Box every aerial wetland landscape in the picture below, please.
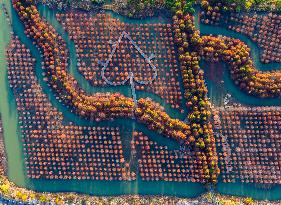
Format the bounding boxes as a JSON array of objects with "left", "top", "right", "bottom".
[{"left": 0, "top": 0, "right": 281, "bottom": 204}]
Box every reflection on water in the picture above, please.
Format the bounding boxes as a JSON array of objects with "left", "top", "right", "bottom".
[{"left": 202, "top": 61, "right": 281, "bottom": 107}]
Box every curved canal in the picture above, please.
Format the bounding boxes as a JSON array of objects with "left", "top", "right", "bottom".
[
  {"left": 0, "top": 0, "right": 204, "bottom": 198},
  {"left": 0, "top": 1, "right": 280, "bottom": 199}
]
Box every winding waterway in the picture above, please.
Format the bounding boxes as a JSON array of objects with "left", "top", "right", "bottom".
[
  {"left": 0, "top": 1, "right": 280, "bottom": 200},
  {"left": 0, "top": 0, "right": 204, "bottom": 198},
  {"left": 194, "top": 8, "right": 281, "bottom": 200},
  {"left": 194, "top": 7, "right": 281, "bottom": 107}
]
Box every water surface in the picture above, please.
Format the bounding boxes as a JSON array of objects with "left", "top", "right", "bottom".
[{"left": 0, "top": 1, "right": 280, "bottom": 199}]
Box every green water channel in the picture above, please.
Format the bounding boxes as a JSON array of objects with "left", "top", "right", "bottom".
[
  {"left": 194, "top": 8, "right": 281, "bottom": 200},
  {"left": 0, "top": 1, "right": 280, "bottom": 199},
  {"left": 193, "top": 8, "right": 281, "bottom": 107},
  {"left": 0, "top": 0, "right": 204, "bottom": 198}
]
